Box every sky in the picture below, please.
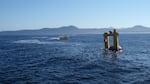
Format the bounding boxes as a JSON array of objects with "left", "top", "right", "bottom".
[{"left": 0, "top": 0, "right": 150, "bottom": 31}]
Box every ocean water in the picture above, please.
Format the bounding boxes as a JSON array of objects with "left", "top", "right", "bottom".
[{"left": 0, "top": 34, "right": 150, "bottom": 84}]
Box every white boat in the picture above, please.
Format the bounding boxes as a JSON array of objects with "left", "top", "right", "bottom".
[
  {"left": 59, "top": 35, "right": 68, "bottom": 40},
  {"left": 48, "top": 35, "right": 68, "bottom": 41}
]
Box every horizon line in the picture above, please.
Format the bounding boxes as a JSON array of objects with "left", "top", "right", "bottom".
[{"left": 0, "top": 25, "right": 149, "bottom": 32}]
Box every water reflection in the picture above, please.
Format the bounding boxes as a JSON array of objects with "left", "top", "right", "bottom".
[{"left": 102, "top": 49, "right": 122, "bottom": 60}]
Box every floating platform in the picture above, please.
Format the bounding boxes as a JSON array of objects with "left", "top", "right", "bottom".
[{"left": 103, "top": 29, "right": 122, "bottom": 51}]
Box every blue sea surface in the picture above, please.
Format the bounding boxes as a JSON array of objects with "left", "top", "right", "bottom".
[{"left": 1, "top": 34, "right": 150, "bottom": 84}]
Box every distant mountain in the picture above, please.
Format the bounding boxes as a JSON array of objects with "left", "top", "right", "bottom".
[
  {"left": 119, "top": 25, "right": 150, "bottom": 33},
  {"left": 0, "top": 25, "right": 150, "bottom": 35},
  {"left": 0, "top": 25, "right": 79, "bottom": 35}
]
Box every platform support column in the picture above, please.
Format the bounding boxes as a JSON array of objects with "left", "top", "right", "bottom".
[
  {"left": 113, "top": 29, "right": 119, "bottom": 50},
  {"left": 104, "top": 32, "right": 110, "bottom": 49}
]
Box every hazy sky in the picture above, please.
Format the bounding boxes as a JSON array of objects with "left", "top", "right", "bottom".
[{"left": 0, "top": 0, "right": 150, "bottom": 31}]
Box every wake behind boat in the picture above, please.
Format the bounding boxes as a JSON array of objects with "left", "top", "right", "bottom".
[{"left": 48, "top": 35, "right": 69, "bottom": 41}]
